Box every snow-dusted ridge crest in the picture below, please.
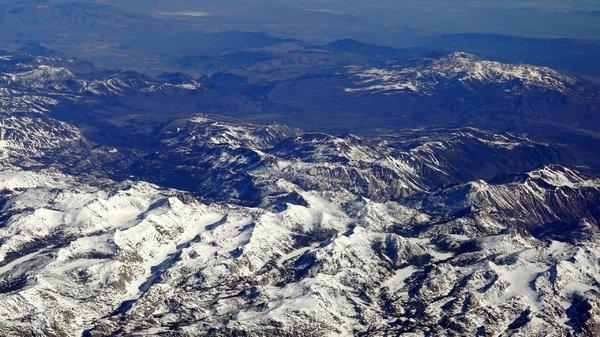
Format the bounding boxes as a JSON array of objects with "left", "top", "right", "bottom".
[
  {"left": 345, "top": 51, "right": 577, "bottom": 95},
  {"left": 0, "top": 53, "right": 203, "bottom": 117},
  {"left": 148, "top": 116, "right": 579, "bottom": 208}
]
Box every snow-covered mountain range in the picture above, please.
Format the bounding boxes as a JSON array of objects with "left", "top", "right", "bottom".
[
  {"left": 1, "top": 156, "right": 599, "bottom": 336},
  {"left": 0, "top": 48, "right": 599, "bottom": 336}
]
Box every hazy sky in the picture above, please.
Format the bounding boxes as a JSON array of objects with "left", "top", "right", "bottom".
[{"left": 35, "top": 0, "right": 600, "bottom": 42}]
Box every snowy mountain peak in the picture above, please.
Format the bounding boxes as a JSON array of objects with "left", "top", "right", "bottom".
[
  {"left": 444, "top": 51, "right": 479, "bottom": 60},
  {"left": 345, "top": 51, "right": 577, "bottom": 94}
]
